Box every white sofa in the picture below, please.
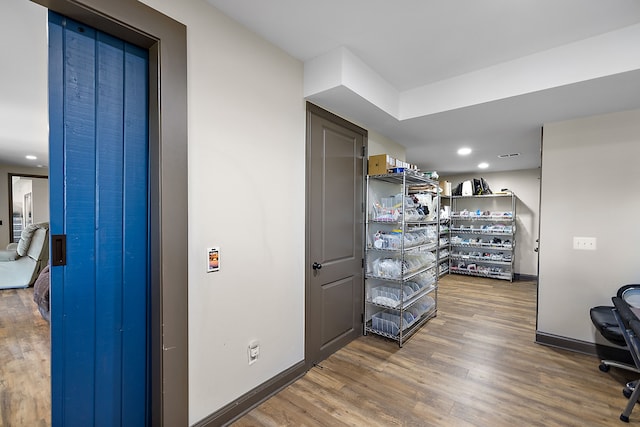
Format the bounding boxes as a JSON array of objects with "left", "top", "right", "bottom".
[{"left": 0, "top": 222, "right": 49, "bottom": 289}]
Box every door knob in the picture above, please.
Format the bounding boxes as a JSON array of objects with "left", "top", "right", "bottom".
[{"left": 312, "top": 262, "right": 323, "bottom": 270}]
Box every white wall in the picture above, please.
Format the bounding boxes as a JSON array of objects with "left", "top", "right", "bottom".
[
  {"left": 12, "top": 178, "right": 31, "bottom": 225},
  {"left": 442, "top": 169, "right": 541, "bottom": 277},
  {"left": 538, "top": 109, "right": 640, "bottom": 343},
  {"left": 367, "top": 129, "right": 406, "bottom": 161},
  {"left": 31, "top": 177, "right": 49, "bottom": 224},
  {"left": 139, "top": 0, "right": 305, "bottom": 423},
  {"left": 12, "top": 176, "right": 49, "bottom": 228},
  {"left": 0, "top": 0, "right": 48, "bottom": 166},
  {"left": 0, "top": 165, "right": 49, "bottom": 248}
]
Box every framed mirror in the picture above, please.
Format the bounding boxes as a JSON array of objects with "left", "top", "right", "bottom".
[{"left": 8, "top": 173, "right": 49, "bottom": 243}]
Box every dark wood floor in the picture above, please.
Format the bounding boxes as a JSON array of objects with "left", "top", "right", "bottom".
[
  {"left": 233, "top": 274, "right": 640, "bottom": 427},
  {"left": 0, "top": 286, "right": 50, "bottom": 427}
]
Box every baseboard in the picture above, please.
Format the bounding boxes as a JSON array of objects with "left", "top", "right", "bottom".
[
  {"left": 536, "top": 331, "right": 634, "bottom": 365},
  {"left": 514, "top": 273, "right": 537, "bottom": 282},
  {"left": 193, "top": 360, "right": 307, "bottom": 427},
  {"left": 535, "top": 331, "right": 597, "bottom": 356}
]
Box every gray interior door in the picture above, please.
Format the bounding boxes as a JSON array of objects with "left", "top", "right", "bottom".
[{"left": 306, "top": 103, "right": 366, "bottom": 367}]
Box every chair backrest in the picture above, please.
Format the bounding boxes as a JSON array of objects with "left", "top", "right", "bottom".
[
  {"left": 16, "top": 222, "right": 49, "bottom": 257},
  {"left": 27, "top": 227, "right": 49, "bottom": 263},
  {"left": 619, "top": 285, "right": 640, "bottom": 308}
]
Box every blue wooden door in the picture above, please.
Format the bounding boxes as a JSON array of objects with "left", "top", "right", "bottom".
[{"left": 48, "top": 12, "right": 149, "bottom": 426}]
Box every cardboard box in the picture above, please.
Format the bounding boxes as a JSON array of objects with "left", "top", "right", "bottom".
[
  {"left": 440, "top": 180, "right": 452, "bottom": 196},
  {"left": 368, "top": 154, "right": 396, "bottom": 175}
]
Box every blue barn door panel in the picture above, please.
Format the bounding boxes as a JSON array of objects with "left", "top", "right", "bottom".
[
  {"left": 47, "top": 12, "right": 66, "bottom": 425},
  {"left": 48, "top": 11, "right": 149, "bottom": 426},
  {"left": 121, "top": 41, "right": 150, "bottom": 424},
  {"left": 95, "top": 31, "right": 126, "bottom": 426},
  {"left": 49, "top": 14, "right": 98, "bottom": 425}
]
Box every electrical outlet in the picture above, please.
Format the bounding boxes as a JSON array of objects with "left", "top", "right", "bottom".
[
  {"left": 573, "top": 237, "right": 597, "bottom": 251},
  {"left": 248, "top": 340, "right": 259, "bottom": 365}
]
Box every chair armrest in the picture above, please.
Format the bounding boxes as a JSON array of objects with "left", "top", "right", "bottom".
[
  {"left": 6, "top": 242, "right": 17, "bottom": 251},
  {"left": 0, "top": 249, "right": 19, "bottom": 261},
  {"left": 613, "top": 297, "right": 639, "bottom": 326}
]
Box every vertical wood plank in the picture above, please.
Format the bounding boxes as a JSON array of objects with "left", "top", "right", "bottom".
[
  {"left": 94, "top": 31, "right": 125, "bottom": 426},
  {"left": 61, "top": 16, "right": 97, "bottom": 425},
  {"left": 47, "top": 11, "right": 65, "bottom": 427},
  {"left": 121, "top": 42, "right": 149, "bottom": 426}
]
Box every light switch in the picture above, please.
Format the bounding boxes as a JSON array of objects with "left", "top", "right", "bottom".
[{"left": 573, "top": 237, "right": 596, "bottom": 251}]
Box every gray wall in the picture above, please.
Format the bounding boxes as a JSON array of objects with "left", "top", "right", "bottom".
[{"left": 538, "top": 108, "right": 640, "bottom": 343}]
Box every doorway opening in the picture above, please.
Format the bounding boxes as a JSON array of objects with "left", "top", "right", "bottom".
[{"left": 8, "top": 174, "right": 48, "bottom": 243}]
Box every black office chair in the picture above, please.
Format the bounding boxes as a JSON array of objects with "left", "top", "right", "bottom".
[
  {"left": 611, "top": 296, "right": 640, "bottom": 422},
  {"left": 590, "top": 285, "right": 640, "bottom": 374},
  {"left": 591, "top": 286, "right": 640, "bottom": 422},
  {"left": 591, "top": 306, "right": 638, "bottom": 373}
]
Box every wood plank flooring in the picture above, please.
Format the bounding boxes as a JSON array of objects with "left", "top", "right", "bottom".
[
  {"left": 233, "top": 275, "right": 640, "bottom": 427},
  {"left": 2, "top": 275, "right": 640, "bottom": 426},
  {"left": 0, "top": 287, "right": 50, "bottom": 427}
]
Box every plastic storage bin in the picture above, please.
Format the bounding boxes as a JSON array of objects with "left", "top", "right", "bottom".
[{"left": 371, "top": 311, "right": 411, "bottom": 336}]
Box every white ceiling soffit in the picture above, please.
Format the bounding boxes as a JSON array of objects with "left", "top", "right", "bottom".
[
  {"left": 305, "top": 22, "right": 640, "bottom": 120},
  {"left": 303, "top": 24, "right": 640, "bottom": 173},
  {"left": 208, "top": 0, "right": 640, "bottom": 174},
  {"left": 207, "top": 0, "right": 640, "bottom": 90}
]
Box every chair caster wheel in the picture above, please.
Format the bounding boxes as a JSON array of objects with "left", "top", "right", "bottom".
[
  {"left": 624, "top": 387, "right": 633, "bottom": 399},
  {"left": 599, "top": 363, "right": 610, "bottom": 372},
  {"left": 620, "top": 414, "right": 629, "bottom": 422}
]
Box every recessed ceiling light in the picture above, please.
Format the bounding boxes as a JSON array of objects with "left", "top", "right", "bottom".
[
  {"left": 478, "top": 162, "right": 489, "bottom": 169},
  {"left": 457, "top": 147, "right": 472, "bottom": 156},
  {"left": 25, "top": 155, "right": 37, "bottom": 160}
]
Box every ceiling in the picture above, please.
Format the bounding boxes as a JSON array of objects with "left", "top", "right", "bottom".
[
  {"left": 207, "top": 0, "right": 640, "bottom": 175},
  {"left": 3, "top": 1, "right": 640, "bottom": 174}
]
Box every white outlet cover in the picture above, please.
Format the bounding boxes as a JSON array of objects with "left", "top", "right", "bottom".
[{"left": 248, "top": 340, "right": 259, "bottom": 364}]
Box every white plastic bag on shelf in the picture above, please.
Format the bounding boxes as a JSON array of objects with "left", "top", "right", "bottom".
[
  {"left": 371, "top": 285, "right": 401, "bottom": 306},
  {"left": 414, "top": 192, "right": 437, "bottom": 221},
  {"left": 413, "top": 270, "right": 436, "bottom": 288},
  {"left": 403, "top": 232, "right": 418, "bottom": 248},
  {"left": 373, "top": 230, "right": 402, "bottom": 249},
  {"left": 402, "top": 194, "right": 415, "bottom": 208},
  {"left": 425, "top": 225, "right": 437, "bottom": 243},
  {"left": 407, "top": 296, "right": 436, "bottom": 318},
  {"left": 371, "top": 204, "right": 400, "bottom": 222},
  {"left": 403, "top": 208, "right": 421, "bottom": 221},
  {"left": 371, "top": 257, "right": 402, "bottom": 279}
]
